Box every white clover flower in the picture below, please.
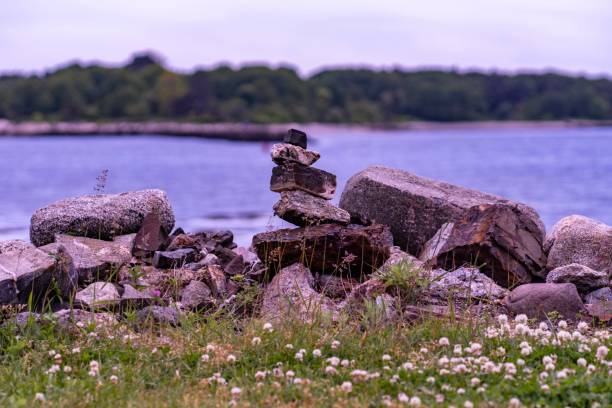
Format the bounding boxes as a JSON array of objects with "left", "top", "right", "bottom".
[
  {"left": 438, "top": 356, "right": 449, "bottom": 366},
  {"left": 285, "top": 343, "right": 294, "bottom": 350},
  {"left": 312, "top": 349, "right": 322, "bottom": 358},
  {"left": 477, "top": 387, "right": 485, "bottom": 393},
  {"left": 295, "top": 352, "right": 304, "bottom": 362},
  {"left": 557, "top": 320, "right": 568, "bottom": 329},
  {"left": 496, "top": 347, "right": 506, "bottom": 356},
  {"left": 325, "top": 366, "right": 338, "bottom": 375},
  {"left": 285, "top": 370, "right": 295, "bottom": 378},
  {"left": 109, "top": 375, "right": 119, "bottom": 384},
  {"left": 327, "top": 356, "right": 340, "bottom": 366},
  {"left": 293, "top": 378, "right": 303, "bottom": 385},
  {"left": 520, "top": 347, "right": 532, "bottom": 356},
  {"left": 539, "top": 322, "right": 549, "bottom": 331},
  {"left": 45, "top": 364, "right": 61, "bottom": 375},
  {"left": 587, "top": 364, "right": 596, "bottom": 374},
  {"left": 557, "top": 330, "right": 572, "bottom": 341},
  {"left": 34, "top": 393, "right": 46, "bottom": 402},
  {"left": 341, "top": 359, "right": 350, "bottom": 367},
  {"left": 340, "top": 381, "right": 352, "bottom": 393},
  {"left": 201, "top": 354, "right": 210, "bottom": 363},
  {"left": 435, "top": 394, "right": 444, "bottom": 403},
  {"left": 439, "top": 337, "right": 450, "bottom": 346},
  {"left": 398, "top": 392, "right": 409, "bottom": 403},
  {"left": 206, "top": 343, "right": 216, "bottom": 353},
  {"left": 262, "top": 322, "right": 273, "bottom": 333},
  {"left": 498, "top": 314, "right": 509, "bottom": 325},
  {"left": 272, "top": 367, "right": 284, "bottom": 378},
  {"left": 63, "top": 366, "right": 72, "bottom": 373},
  {"left": 508, "top": 397, "right": 521, "bottom": 407},
  {"left": 255, "top": 371, "right": 266, "bottom": 380},
  {"left": 577, "top": 358, "right": 587, "bottom": 367},
  {"left": 596, "top": 346, "right": 608, "bottom": 361},
  {"left": 230, "top": 387, "right": 241, "bottom": 396},
  {"left": 440, "top": 368, "right": 450, "bottom": 375},
  {"left": 409, "top": 396, "right": 421, "bottom": 406},
  {"left": 402, "top": 362, "right": 414, "bottom": 371},
  {"left": 541, "top": 384, "right": 550, "bottom": 392},
  {"left": 350, "top": 369, "right": 368, "bottom": 381},
  {"left": 504, "top": 363, "right": 517, "bottom": 375},
  {"left": 251, "top": 336, "right": 261, "bottom": 346},
  {"left": 382, "top": 354, "right": 392, "bottom": 362},
  {"left": 331, "top": 340, "right": 340, "bottom": 349},
  {"left": 453, "top": 345, "right": 463, "bottom": 355},
  {"left": 515, "top": 314, "right": 528, "bottom": 324},
  {"left": 464, "top": 399, "right": 473, "bottom": 408},
  {"left": 556, "top": 370, "right": 567, "bottom": 379},
  {"left": 427, "top": 376, "right": 435, "bottom": 384},
  {"left": 516, "top": 359, "right": 525, "bottom": 366},
  {"left": 227, "top": 354, "right": 237, "bottom": 363},
  {"left": 539, "top": 371, "right": 548, "bottom": 380},
  {"left": 470, "top": 377, "right": 480, "bottom": 386}
]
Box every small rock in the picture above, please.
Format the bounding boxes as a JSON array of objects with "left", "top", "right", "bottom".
[
  {"left": 51, "top": 245, "right": 79, "bottom": 299},
  {"left": 40, "top": 234, "right": 132, "bottom": 284},
  {"left": 271, "top": 143, "right": 320, "bottom": 166},
  {"left": 546, "top": 263, "right": 608, "bottom": 294},
  {"left": 252, "top": 223, "right": 392, "bottom": 279},
  {"left": 284, "top": 128, "right": 308, "bottom": 149},
  {"left": 338, "top": 279, "right": 398, "bottom": 322},
  {"left": 112, "top": 233, "right": 137, "bottom": 252},
  {"left": 133, "top": 212, "right": 170, "bottom": 258},
  {"left": 120, "top": 284, "right": 154, "bottom": 309},
  {"left": 223, "top": 255, "right": 245, "bottom": 275},
  {"left": 584, "top": 287, "right": 612, "bottom": 304},
  {"left": 261, "top": 263, "right": 336, "bottom": 322},
  {"left": 232, "top": 247, "right": 259, "bottom": 264},
  {"left": 30, "top": 189, "right": 175, "bottom": 247},
  {"left": 153, "top": 248, "right": 197, "bottom": 269},
  {"left": 545, "top": 215, "right": 612, "bottom": 277},
  {"left": 270, "top": 163, "right": 336, "bottom": 200},
  {"left": 75, "top": 282, "right": 120, "bottom": 310},
  {"left": 0, "top": 240, "right": 56, "bottom": 304},
  {"left": 273, "top": 190, "right": 350, "bottom": 227},
  {"left": 203, "top": 265, "right": 228, "bottom": 298},
  {"left": 423, "top": 267, "right": 508, "bottom": 304},
  {"left": 503, "top": 283, "right": 586, "bottom": 320},
  {"left": 180, "top": 280, "right": 214, "bottom": 310},
  {"left": 166, "top": 234, "right": 197, "bottom": 251},
  {"left": 201, "top": 253, "right": 219, "bottom": 266},
  {"left": 136, "top": 305, "right": 180, "bottom": 326},
  {"left": 315, "top": 274, "right": 358, "bottom": 299}
]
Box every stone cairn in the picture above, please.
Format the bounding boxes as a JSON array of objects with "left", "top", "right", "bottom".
[{"left": 269, "top": 128, "right": 350, "bottom": 226}]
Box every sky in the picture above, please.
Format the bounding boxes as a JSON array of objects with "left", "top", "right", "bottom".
[{"left": 1, "top": 0, "right": 611, "bottom": 76}]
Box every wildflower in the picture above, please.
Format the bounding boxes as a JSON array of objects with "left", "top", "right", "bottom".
[
  {"left": 438, "top": 356, "right": 449, "bottom": 366},
  {"left": 556, "top": 370, "right": 567, "bottom": 379},
  {"left": 596, "top": 346, "right": 608, "bottom": 361},
  {"left": 539, "top": 371, "right": 548, "bottom": 380},
  {"left": 285, "top": 343, "right": 294, "bottom": 350},
  {"left": 341, "top": 359, "right": 350, "bottom": 367},
  {"left": 327, "top": 356, "right": 340, "bottom": 366},
  {"left": 435, "top": 394, "right": 444, "bottom": 403},
  {"left": 201, "top": 354, "right": 210, "bottom": 363},
  {"left": 46, "top": 364, "right": 61, "bottom": 375},
  {"left": 427, "top": 376, "right": 436, "bottom": 384},
  {"left": 515, "top": 314, "right": 528, "bottom": 324},
  {"left": 251, "top": 337, "right": 261, "bottom": 346},
  {"left": 227, "top": 354, "right": 237, "bottom": 363},
  {"left": 71, "top": 347, "right": 80, "bottom": 354},
  {"left": 262, "top": 322, "right": 273, "bottom": 333},
  {"left": 398, "top": 392, "right": 409, "bottom": 403},
  {"left": 508, "top": 397, "right": 521, "bottom": 407},
  {"left": 453, "top": 345, "right": 463, "bottom": 355},
  {"left": 419, "top": 347, "right": 429, "bottom": 354},
  {"left": 34, "top": 393, "right": 45, "bottom": 402},
  {"left": 403, "top": 362, "right": 415, "bottom": 371},
  {"left": 312, "top": 349, "right": 322, "bottom": 358},
  {"left": 439, "top": 337, "right": 450, "bottom": 346},
  {"left": 331, "top": 340, "right": 340, "bottom": 349},
  {"left": 340, "top": 381, "right": 352, "bottom": 393},
  {"left": 206, "top": 343, "right": 216, "bottom": 353},
  {"left": 557, "top": 320, "right": 568, "bottom": 329},
  {"left": 470, "top": 377, "right": 480, "bottom": 386},
  {"left": 325, "top": 366, "right": 338, "bottom": 375},
  {"left": 110, "top": 375, "right": 119, "bottom": 384},
  {"left": 464, "top": 400, "right": 474, "bottom": 408},
  {"left": 63, "top": 366, "right": 72, "bottom": 373},
  {"left": 285, "top": 370, "right": 295, "bottom": 379},
  {"left": 295, "top": 352, "right": 304, "bottom": 361},
  {"left": 516, "top": 359, "right": 525, "bottom": 366},
  {"left": 255, "top": 371, "right": 266, "bottom": 380},
  {"left": 409, "top": 396, "right": 421, "bottom": 406},
  {"left": 382, "top": 354, "right": 392, "bottom": 362},
  {"left": 231, "top": 387, "right": 241, "bottom": 397},
  {"left": 541, "top": 384, "right": 550, "bottom": 392},
  {"left": 497, "top": 314, "right": 509, "bottom": 325}
]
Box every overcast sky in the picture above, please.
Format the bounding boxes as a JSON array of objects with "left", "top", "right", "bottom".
[{"left": 1, "top": 0, "right": 611, "bottom": 76}]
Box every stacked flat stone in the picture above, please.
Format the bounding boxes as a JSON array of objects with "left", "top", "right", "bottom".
[{"left": 270, "top": 129, "right": 350, "bottom": 227}]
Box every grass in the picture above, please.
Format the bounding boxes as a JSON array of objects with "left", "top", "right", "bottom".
[{"left": 0, "top": 310, "right": 609, "bottom": 407}]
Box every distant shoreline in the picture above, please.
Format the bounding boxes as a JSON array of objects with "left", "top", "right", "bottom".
[{"left": 1, "top": 119, "right": 611, "bottom": 141}]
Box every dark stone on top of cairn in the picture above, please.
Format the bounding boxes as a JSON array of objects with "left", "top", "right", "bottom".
[{"left": 284, "top": 129, "right": 308, "bottom": 149}]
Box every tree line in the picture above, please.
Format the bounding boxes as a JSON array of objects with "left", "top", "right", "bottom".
[{"left": 1, "top": 53, "right": 611, "bottom": 123}]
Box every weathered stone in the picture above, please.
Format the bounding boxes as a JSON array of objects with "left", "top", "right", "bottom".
[
  {"left": 378, "top": 246, "right": 424, "bottom": 274},
  {"left": 546, "top": 263, "right": 608, "bottom": 294},
  {"left": 52, "top": 245, "right": 79, "bottom": 299},
  {"left": 0, "top": 240, "right": 56, "bottom": 304},
  {"left": 214, "top": 247, "right": 238, "bottom": 266},
  {"left": 261, "top": 263, "right": 336, "bottom": 322},
  {"left": 270, "top": 163, "right": 336, "bottom": 200},
  {"left": 273, "top": 190, "right": 350, "bottom": 227},
  {"left": 120, "top": 284, "right": 154, "bottom": 308},
  {"left": 584, "top": 287, "right": 612, "bottom": 304},
  {"left": 166, "top": 234, "right": 197, "bottom": 251},
  {"left": 338, "top": 279, "right": 398, "bottom": 322},
  {"left": 315, "top": 274, "right": 359, "bottom": 299},
  {"left": 271, "top": 143, "right": 320, "bottom": 166},
  {"left": 30, "top": 189, "right": 175, "bottom": 247},
  {"left": 503, "top": 283, "right": 586, "bottom": 320},
  {"left": 153, "top": 248, "right": 197, "bottom": 269},
  {"left": 40, "top": 234, "right": 132, "bottom": 284},
  {"left": 233, "top": 247, "right": 259, "bottom": 264},
  {"left": 202, "top": 265, "right": 228, "bottom": 298},
  {"left": 284, "top": 128, "right": 307, "bottom": 149},
  {"left": 252, "top": 224, "right": 393, "bottom": 279},
  {"left": 223, "top": 255, "right": 245, "bottom": 275},
  {"left": 339, "top": 166, "right": 545, "bottom": 255},
  {"left": 133, "top": 212, "right": 170, "bottom": 258},
  {"left": 180, "top": 280, "right": 214, "bottom": 310},
  {"left": 112, "top": 234, "right": 137, "bottom": 252},
  {"left": 136, "top": 305, "right": 180, "bottom": 326},
  {"left": 423, "top": 267, "right": 508, "bottom": 304},
  {"left": 585, "top": 302, "right": 612, "bottom": 321},
  {"left": 201, "top": 253, "right": 219, "bottom": 267},
  {"left": 545, "top": 215, "right": 612, "bottom": 277},
  {"left": 75, "top": 282, "right": 120, "bottom": 309},
  {"left": 419, "top": 204, "right": 546, "bottom": 287}
]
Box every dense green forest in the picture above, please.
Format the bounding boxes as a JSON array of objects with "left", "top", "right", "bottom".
[{"left": 1, "top": 53, "right": 612, "bottom": 123}]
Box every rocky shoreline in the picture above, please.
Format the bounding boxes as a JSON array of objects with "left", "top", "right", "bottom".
[
  {"left": 1, "top": 119, "right": 611, "bottom": 141},
  {"left": 1, "top": 128, "right": 610, "bottom": 328}
]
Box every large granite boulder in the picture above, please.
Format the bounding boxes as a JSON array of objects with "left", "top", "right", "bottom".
[
  {"left": 503, "top": 283, "right": 586, "bottom": 320},
  {"left": 252, "top": 224, "right": 393, "bottom": 279},
  {"left": 261, "top": 263, "right": 336, "bottom": 322},
  {"left": 0, "top": 240, "right": 56, "bottom": 303},
  {"left": 419, "top": 204, "right": 547, "bottom": 287},
  {"left": 545, "top": 215, "right": 612, "bottom": 277},
  {"left": 339, "top": 166, "right": 545, "bottom": 255},
  {"left": 423, "top": 267, "right": 508, "bottom": 304},
  {"left": 39, "top": 234, "right": 133, "bottom": 284},
  {"left": 545, "top": 263, "right": 608, "bottom": 294},
  {"left": 30, "top": 189, "right": 175, "bottom": 247}
]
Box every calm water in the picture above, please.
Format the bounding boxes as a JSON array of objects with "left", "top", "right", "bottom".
[{"left": 1, "top": 127, "right": 611, "bottom": 246}]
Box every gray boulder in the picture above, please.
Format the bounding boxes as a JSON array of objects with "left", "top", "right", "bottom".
[
  {"left": 273, "top": 190, "right": 350, "bottom": 227},
  {"left": 180, "top": 280, "right": 214, "bottom": 310},
  {"left": 584, "top": 287, "right": 612, "bottom": 304},
  {"left": 0, "top": 240, "right": 55, "bottom": 304},
  {"left": 424, "top": 267, "right": 508, "bottom": 304},
  {"left": 545, "top": 215, "right": 612, "bottom": 277},
  {"left": 136, "top": 305, "right": 180, "bottom": 326},
  {"left": 546, "top": 263, "right": 608, "bottom": 294},
  {"left": 120, "top": 284, "right": 154, "bottom": 309},
  {"left": 503, "top": 283, "right": 586, "bottom": 320},
  {"left": 339, "top": 166, "right": 545, "bottom": 255},
  {"left": 75, "top": 282, "right": 120, "bottom": 310},
  {"left": 40, "top": 234, "right": 133, "bottom": 284},
  {"left": 261, "top": 263, "right": 337, "bottom": 322},
  {"left": 30, "top": 189, "right": 175, "bottom": 247}
]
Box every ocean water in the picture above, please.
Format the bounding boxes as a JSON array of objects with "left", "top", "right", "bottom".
[{"left": 1, "top": 127, "right": 611, "bottom": 246}]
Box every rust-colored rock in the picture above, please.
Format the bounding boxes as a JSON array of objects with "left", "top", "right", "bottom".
[
  {"left": 270, "top": 163, "right": 336, "bottom": 200},
  {"left": 252, "top": 224, "right": 392, "bottom": 279},
  {"left": 420, "top": 203, "right": 546, "bottom": 287},
  {"left": 133, "top": 212, "right": 169, "bottom": 258}
]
